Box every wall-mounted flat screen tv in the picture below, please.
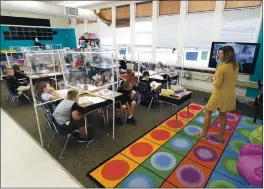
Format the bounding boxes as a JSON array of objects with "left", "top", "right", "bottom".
[{"left": 208, "top": 42, "right": 260, "bottom": 74}]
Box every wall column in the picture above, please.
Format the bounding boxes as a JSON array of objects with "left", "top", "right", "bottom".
[
  {"left": 130, "top": 3, "right": 135, "bottom": 60},
  {"left": 84, "top": 20, "right": 88, "bottom": 32},
  {"left": 152, "top": 0, "right": 158, "bottom": 62},
  {"left": 111, "top": 6, "right": 116, "bottom": 49},
  {"left": 211, "top": 1, "right": 225, "bottom": 42}
]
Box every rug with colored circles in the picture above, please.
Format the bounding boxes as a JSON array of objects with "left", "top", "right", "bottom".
[{"left": 88, "top": 103, "right": 262, "bottom": 188}]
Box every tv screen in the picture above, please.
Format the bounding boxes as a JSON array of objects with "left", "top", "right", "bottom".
[{"left": 208, "top": 42, "right": 260, "bottom": 74}]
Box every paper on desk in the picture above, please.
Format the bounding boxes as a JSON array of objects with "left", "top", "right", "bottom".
[
  {"left": 150, "top": 81, "right": 162, "bottom": 89},
  {"left": 78, "top": 96, "right": 105, "bottom": 104},
  {"left": 151, "top": 75, "right": 164, "bottom": 80}
]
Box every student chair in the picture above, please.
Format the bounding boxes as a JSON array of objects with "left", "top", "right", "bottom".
[
  {"left": 44, "top": 108, "right": 79, "bottom": 159},
  {"left": 137, "top": 82, "right": 158, "bottom": 111},
  {"left": 2, "top": 76, "right": 32, "bottom": 106},
  {"left": 254, "top": 80, "right": 263, "bottom": 123}
]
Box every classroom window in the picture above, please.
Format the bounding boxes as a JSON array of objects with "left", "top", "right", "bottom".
[
  {"left": 159, "top": 0, "right": 181, "bottom": 15},
  {"left": 188, "top": 1, "right": 216, "bottom": 13},
  {"left": 157, "top": 15, "right": 180, "bottom": 48},
  {"left": 184, "top": 12, "right": 214, "bottom": 48},
  {"left": 225, "top": 0, "right": 262, "bottom": 9},
  {"left": 100, "top": 20, "right": 113, "bottom": 46},
  {"left": 136, "top": 1, "right": 153, "bottom": 18},
  {"left": 116, "top": 27, "right": 130, "bottom": 45},
  {"left": 134, "top": 17, "right": 152, "bottom": 46},
  {"left": 219, "top": 7, "right": 261, "bottom": 43},
  {"left": 116, "top": 5, "right": 130, "bottom": 28}
]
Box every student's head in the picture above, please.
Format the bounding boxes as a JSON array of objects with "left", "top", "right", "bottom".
[
  {"left": 67, "top": 89, "right": 79, "bottom": 101},
  {"left": 142, "top": 71, "right": 150, "bottom": 80},
  {"left": 39, "top": 82, "right": 51, "bottom": 93},
  {"left": 6, "top": 68, "right": 14, "bottom": 77},
  {"left": 12, "top": 64, "right": 20, "bottom": 73},
  {"left": 121, "top": 80, "right": 132, "bottom": 91},
  {"left": 127, "top": 69, "right": 134, "bottom": 76},
  {"left": 123, "top": 56, "right": 127, "bottom": 61},
  {"left": 157, "top": 61, "right": 163, "bottom": 69}
]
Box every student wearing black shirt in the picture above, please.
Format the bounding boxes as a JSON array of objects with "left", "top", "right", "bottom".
[
  {"left": 53, "top": 89, "right": 93, "bottom": 142},
  {"left": 119, "top": 56, "right": 128, "bottom": 72},
  {"left": 117, "top": 81, "right": 137, "bottom": 124},
  {"left": 140, "top": 71, "right": 152, "bottom": 91},
  {"left": 5, "top": 68, "right": 30, "bottom": 95}
]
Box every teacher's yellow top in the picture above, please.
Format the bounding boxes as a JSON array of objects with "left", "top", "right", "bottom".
[{"left": 206, "top": 62, "right": 239, "bottom": 112}]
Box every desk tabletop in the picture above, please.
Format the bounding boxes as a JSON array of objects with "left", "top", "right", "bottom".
[
  {"left": 159, "top": 91, "right": 192, "bottom": 105},
  {"left": 25, "top": 72, "right": 63, "bottom": 79}
]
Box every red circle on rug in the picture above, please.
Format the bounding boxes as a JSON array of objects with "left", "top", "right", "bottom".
[
  {"left": 151, "top": 129, "right": 170, "bottom": 140},
  {"left": 101, "top": 160, "right": 129, "bottom": 181},
  {"left": 179, "top": 111, "right": 194, "bottom": 118},
  {"left": 130, "top": 142, "right": 153, "bottom": 157},
  {"left": 189, "top": 104, "right": 203, "bottom": 111},
  {"left": 166, "top": 120, "right": 184, "bottom": 128}
]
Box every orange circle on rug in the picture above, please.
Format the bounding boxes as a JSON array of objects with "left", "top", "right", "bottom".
[
  {"left": 189, "top": 104, "right": 203, "bottom": 111},
  {"left": 151, "top": 129, "right": 171, "bottom": 140},
  {"left": 166, "top": 120, "right": 184, "bottom": 128},
  {"left": 130, "top": 142, "right": 153, "bottom": 157},
  {"left": 101, "top": 160, "right": 130, "bottom": 181},
  {"left": 179, "top": 111, "right": 194, "bottom": 118}
]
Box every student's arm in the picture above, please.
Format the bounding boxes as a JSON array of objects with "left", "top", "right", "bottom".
[
  {"left": 120, "top": 74, "right": 127, "bottom": 81},
  {"left": 71, "top": 102, "right": 82, "bottom": 120},
  {"left": 213, "top": 67, "right": 224, "bottom": 88}
]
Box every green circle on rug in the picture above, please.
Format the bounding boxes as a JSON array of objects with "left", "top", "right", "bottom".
[
  {"left": 230, "top": 140, "right": 247, "bottom": 153},
  {"left": 237, "top": 128, "right": 251, "bottom": 138},
  {"left": 222, "top": 157, "right": 239, "bottom": 176},
  {"left": 243, "top": 119, "right": 261, "bottom": 127},
  {"left": 209, "top": 180, "right": 236, "bottom": 188}
]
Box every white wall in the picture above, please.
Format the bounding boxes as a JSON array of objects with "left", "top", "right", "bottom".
[{"left": 1, "top": 11, "right": 69, "bottom": 28}]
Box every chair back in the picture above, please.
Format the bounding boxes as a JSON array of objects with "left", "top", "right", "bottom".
[
  {"left": 2, "top": 76, "right": 19, "bottom": 97},
  {"left": 138, "top": 82, "right": 151, "bottom": 95}
]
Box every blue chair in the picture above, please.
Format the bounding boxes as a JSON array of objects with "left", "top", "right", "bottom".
[
  {"left": 2, "top": 76, "right": 32, "bottom": 106},
  {"left": 44, "top": 108, "right": 79, "bottom": 159}
]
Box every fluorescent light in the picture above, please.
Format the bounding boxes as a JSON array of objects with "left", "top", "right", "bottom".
[{"left": 63, "top": 1, "right": 100, "bottom": 8}]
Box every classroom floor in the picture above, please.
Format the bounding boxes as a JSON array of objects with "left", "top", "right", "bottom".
[
  {"left": 88, "top": 103, "right": 262, "bottom": 188},
  {"left": 0, "top": 81, "right": 259, "bottom": 187}
]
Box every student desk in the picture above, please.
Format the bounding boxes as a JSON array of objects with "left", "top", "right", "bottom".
[
  {"left": 25, "top": 72, "right": 63, "bottom": 79},
  {"left": 57, "top": 89, "right": 123, "bottom": 144},
  {"left": 157, "top": 91, "right": 192, "bottom": 126}
]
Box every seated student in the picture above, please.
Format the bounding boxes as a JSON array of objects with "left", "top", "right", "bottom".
[
  {"left": 39, "top": 82, "right": 61, "bottom": 102},
  {"left": 12, "top": 64, "right": 28, "bottom": 81},
  {"left": 52, "top": 89, "right": 93, "bottom": 142},
  {"left": 155, "top": 61, "right": 165, "bottom": 74},
  {"left": 117, "top": 81, "right": 137, "bottom": 124},
  {"left": 120, "top": 69, "right": 137, "bottom": 91},
  {"left": 5, "top": 68, "right": 31, "bottom": 95},
  {"left": 119, "top": 56, "right": 127, "bottom": 73},
  {"left": 140, "top": 71, "right": 162, "bottom": 94}
]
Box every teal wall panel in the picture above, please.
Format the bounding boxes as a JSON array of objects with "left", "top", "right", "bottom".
[
  {"left": 246, "top": 23, "right": 263, "bottom": 98},
  {"left": 1, "top": 26, "right": 77, "bottom": 49}
]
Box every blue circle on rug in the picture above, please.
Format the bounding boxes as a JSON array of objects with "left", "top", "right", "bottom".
[
  {"left": 151, "top": 152, "right": 176, "bottom": 171},
  {"left": 170, "top": 137, "right": 192, "bottom": 151},
  {"left": 194, "top": 116, "right": 204, "bottom": 124},
  {"left": 123, "top": 173, "right": 154, "bottom": 188},
  {"left": 184, "top": 125, "right": 202, "bottom": 135}
]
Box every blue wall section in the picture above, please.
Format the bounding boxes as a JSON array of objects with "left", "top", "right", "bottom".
[
  {"left": 246, "top": 23, "right": 263, "bottom": 98},
  {"left": 1, "top": 26, "right": 77, "bottom": 50}
]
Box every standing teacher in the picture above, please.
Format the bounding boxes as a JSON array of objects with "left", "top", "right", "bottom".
[{"left": 195, "top": 46, "right": 239, "bottom": 142}]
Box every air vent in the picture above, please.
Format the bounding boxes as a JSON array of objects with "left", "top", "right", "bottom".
[{"left": 65, "top": 6, "right": 78, "bottom": 17}]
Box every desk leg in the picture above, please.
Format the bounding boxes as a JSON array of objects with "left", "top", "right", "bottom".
[
  {"left": 170, "top": 104, "right": 173, "bottom": 116},
  {"left": 158, "top": 101, "right": 163, "bottom": 126},
  {"left": 187, "top": 102, "right": 190, "bottom": 122},
  {"left": 176, "top": 105, "right": 178, "bottom": 121},
  {"left": 84, "top": 115, "right": 89, "bottom": 147}
]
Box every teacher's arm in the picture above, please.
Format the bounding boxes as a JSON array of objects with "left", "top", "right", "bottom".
[{"left": 213, "top": 68, "right": 224, "bottom": 88}]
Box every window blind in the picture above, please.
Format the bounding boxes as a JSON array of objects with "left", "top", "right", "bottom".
[
  {"left": 116, "top": 5, "right": 130, "bottom": 28},
  {"left": 225, "top": 0, "right": 262, "bottom": 9},
  {"left": 188, "top": 1, "right": 216, "bottom": 13},
  {"left": 219, "top": 7, "right": 260, "bottom": 43},
  {"left": 184, "top": 12, "right": 214, "bottom": 48},
  {"left": 136, "top": 1, "right": 152, "bottom": 18},
  {"left": 100, "top": 21, "right": 113, "bottom": 46},
  {"left": 116, "top": 27, "right": 130, "bottom": 45},
  {"left": 157, "top": 15, "right": 180, "bottom": 48},
  {"left": 159, "top": 0, "right": 180, "bottom": 15},
  {"left": 96, "top": 8, "right": 112, "bottom": 26},
  {"left": 134, "top": 17, "right": 152, "bottom": 46}
]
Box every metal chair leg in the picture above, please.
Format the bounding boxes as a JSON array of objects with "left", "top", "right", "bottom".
[
  {"left": 148, "top": 97, "right": 154, "bottom": 111},
  {"left": 48, "top": 131, "right": 56, "bottom": 147},
  {"left": 60, "top": 134, "right": 72, "bottom": 159},
  {"left": 23, "top": 94, "right": 33, "bottom": 104}
]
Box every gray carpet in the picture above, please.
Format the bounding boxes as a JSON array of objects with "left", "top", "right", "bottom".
[{"left": 0, "top": 81, "right": 255, "bottom": 187}]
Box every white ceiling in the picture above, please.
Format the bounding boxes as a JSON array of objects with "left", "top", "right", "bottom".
[{"left": 47, "top": 1, "right": 114, "bottom": 8}]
